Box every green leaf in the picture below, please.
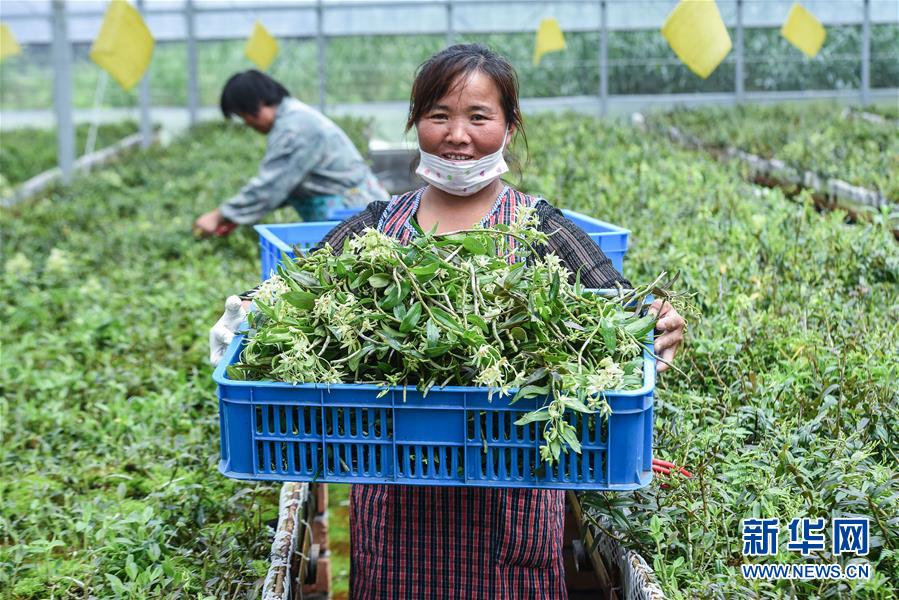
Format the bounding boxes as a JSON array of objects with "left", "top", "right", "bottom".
[
  {"left": 561, "top": 395, "right": 594, "bottom": 413},
  {"left": 423, "top": 343, "right": 452, "bottom": 358},
  {"left": 281, "top": 291, "right": 316, "bottom": 310},
  {"left": 600, "top": 320, "right": 617, "bottom": 353},
  {"left": 462, "top": 236, "right": 488, "bottom": 255},
  {"left": 431, "top": 307, "right": 464, "bottom": 333},
  {"left": 521, "top": 367, "right": 548, "bottom": 386},
  {"left": 549, "top": 270, "right": 560, "bottom": 302},
  {"left": 499, "top": 313, "right": 529, "bottom": 329},
  {"left": 350, "top": 268, "right": 374, "bottom": 289},
  {"left": 106, "top": 574, "right": 125, "bottom": 593},
  {"left": 514, "top": 408, "right": 552, "bottom": 425},
  {"left": 560, "top": 426, "right": 582, "bottom": 454},
  {"left": 400, "top": 302, "right": 423, "bottom": 333},
  {"left": 467, "top": 313, "right": 489, "bottom": 332},
  {"left": 625, "top": 314, "right": 656, "bottom": 338},
  {"left": 504, "top": 263, "right": 526, "bottom": 287},
  {"left": 425, "top": 318, "right": 441, "bottom": 346},
  {"left": 125, "top": 556, "right": 139, "bottom": 581},
  {"left": 393, "top": 303, "right": 407, "bottom": 321},
  {"left": 380, "top": 283, "right": 403, "bottom": 309},
  {"left": 291, "top": 271, "right": 321, "bottom": 288},
  {"left": 512, "top": 383, "right": 550, "bottom": 402},
  {"left": 347, "top": 344, "right": 375, "bottom": 371},
  {"left": 368, "top": 273, "right": 391, "bottom": 288},
  {"left": 377, "top": 331, "right": 405, "bottom": 353},
  {"left": 410, "top": 262, "right": 439, "bottom": 280}
]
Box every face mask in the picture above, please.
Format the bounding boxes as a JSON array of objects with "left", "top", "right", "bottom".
[{"left": 416, "top": 130, "right": 509, "bottom": 196}]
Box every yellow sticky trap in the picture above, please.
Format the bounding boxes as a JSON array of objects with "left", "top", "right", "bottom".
[
  {"left": 781, "top": 3, "right": 826, "bottom": 58},
  {"left": 1, "top": 23, "right": 22, "bottom": 62},
  {"left": 245, "top": 22, "right": 279, "bottom": 71},
  {"left": 533, "top": 18, "right": 566, "bottom": 66},
  {"left": 661, "top": 0, "right": 732, "bottom": 79},
  {"left": 89, "top": 0, "right": 154, "bottom": 91}
]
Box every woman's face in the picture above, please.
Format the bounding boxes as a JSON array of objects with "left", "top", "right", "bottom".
[{"left": 417, "top": 71, "right": 514, "bottom": 161}]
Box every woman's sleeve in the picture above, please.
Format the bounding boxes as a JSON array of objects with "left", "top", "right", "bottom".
[
  {"left": 312, "top": 200, "right": 387, "bottom": 253},
  {"left": 238, "top": 201, "right": 388, "bottom": 300},
  {"left": 535, "top": 201, "right": 632, "bottom": 289}
]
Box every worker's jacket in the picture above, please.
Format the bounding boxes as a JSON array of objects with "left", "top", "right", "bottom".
[{"left": 219, "top": 97, "right": 387, "bottom": 225}]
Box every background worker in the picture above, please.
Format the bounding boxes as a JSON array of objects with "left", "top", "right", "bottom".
[{"left": 193, "top": 70, "right": 389, "bottom": 237}]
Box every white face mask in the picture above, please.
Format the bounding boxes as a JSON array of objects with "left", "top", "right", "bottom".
[{"left": 416, "top": 129, "right": 509, "bottom": 196}]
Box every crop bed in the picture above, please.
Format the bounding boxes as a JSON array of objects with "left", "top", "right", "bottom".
[
  {"left": 0, "top": 122, "right": 138, "bottom": 193},
  {"left": 2, "top": 110, "right": 897, "bottom": 598},
  {"left": 653, "top": 103, "right": 899, "bottom": 203}
]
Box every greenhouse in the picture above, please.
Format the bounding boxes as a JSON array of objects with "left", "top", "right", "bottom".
[{"left": 1, "top": 1, "right": 897, "bottom": 599}]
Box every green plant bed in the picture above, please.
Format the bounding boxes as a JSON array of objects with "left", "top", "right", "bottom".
[
  {"left": 1, "top": 114, "right": 896, "bottom": 599},
  {"left": 0, "top": 121, "right": 138, "bottom": 191},
  {"left": 519, "top": 113, "right": 898, "bottom": 598},
  {"left": 654, "top": 102, "right": 899, "bottom": 202}
]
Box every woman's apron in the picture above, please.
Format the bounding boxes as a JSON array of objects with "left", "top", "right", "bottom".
[{"left": 349, "top": 186, "right": 568, "bottom": 600}]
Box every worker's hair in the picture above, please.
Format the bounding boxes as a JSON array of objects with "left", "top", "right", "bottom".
[
  {"left": 405, "top": 44, "right": 527, "bottom": 173},
  {"left": 220, "top": 70, "right": 290, "bottom": 119}
]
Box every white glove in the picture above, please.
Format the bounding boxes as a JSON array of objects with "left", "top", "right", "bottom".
[{"left": 210, "top": 295, "right": 248, "bottom": 366}]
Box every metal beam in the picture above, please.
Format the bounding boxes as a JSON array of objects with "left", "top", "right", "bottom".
[
  {"left": 137, "top": 0, "right": 152, "bottom": 148},
  {"left": 317, "top": 0, "right": 327, "bottom": 112},
  {"left": 861, "top": 0, "right": 871, "bottom": 106},
  {"left": 51, "top": 0, "right": 75, "bottom": 182},
  {"left": 186, "top": 0, "right": 199, "bottom": 126},
  {"left": 599, "top": 0, "right": 608, "bottom": 116},
  {"left": 446, "top": 0, "right": 455, "bottom": 47},
  {"left": 735, "top": 0, "right": 744, "bottom": 104}
]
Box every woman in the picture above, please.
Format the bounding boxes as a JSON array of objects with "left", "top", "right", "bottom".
[
  {"left": 211, "top": 45, "right": 685, "bottom": 598},
  {"left": 193, "top": 70, "right": 388, "bottom": 237}
]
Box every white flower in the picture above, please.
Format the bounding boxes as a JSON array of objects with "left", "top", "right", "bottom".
[
  {"left": 473, "top": 344, "right": 500, "bottom": 368},
  {"left": 586, "top": 357, "right": 625, "bottom": 395},
  {"left": 514, "top": 205, "right": 539, "bottom": 230},
  {"left": 4, "top": 253, "right": 32, "bottom": 279},
  {"left": 540, "top": 253, "right": 571, "bottom": 280},
  {"left": 44, "top": 248, "right": 73, "bottom": 278},
  {"left": 254, "top": 275, "right": 290, "bottom": 305},
  {"left": 349, "top": 229, "right": 398, "bottom": 262},
  {"left": 313, "top": 290, "right": 336, "bottom": 320},
  {"left": 617, "top": 330, "right": 642, "bottom": 358},
  {"left": 475, "top": 357, "right": 511, "bottom": 388}
]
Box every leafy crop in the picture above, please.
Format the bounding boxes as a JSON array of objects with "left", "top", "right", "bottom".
[
  {"left": 520, "top": 113, "right": 899, "bottom": 598},
  {"left": 2, "top": 109, "right": 896, "bottom": 599},
  {"left": 2, "top": 122, "right": 291, "bottom": 599},
  {"left": 233, "top": 219, "right": 662, "bottom": 463},
  {"left": 0, "top": 121, "right": 137, "bottom": 191},
  {"left": 654, "top": 103, "right": 899, "bottom": 201}
]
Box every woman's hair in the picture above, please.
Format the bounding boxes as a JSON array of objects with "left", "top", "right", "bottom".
[
  {"left": 406, "top": 44, "right": 527, "bottom": 168},
  {"left": 220, "top": 70, "right": 290, "bottom": 119}
]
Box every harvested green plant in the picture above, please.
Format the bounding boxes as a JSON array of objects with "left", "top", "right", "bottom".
[{"left": 229, "top": 208, "right": 663, "bottom": 464}]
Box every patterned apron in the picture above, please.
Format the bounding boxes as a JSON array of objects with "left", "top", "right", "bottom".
[{"left": 349, "top": 186, "right": 568, "bottom": 600}]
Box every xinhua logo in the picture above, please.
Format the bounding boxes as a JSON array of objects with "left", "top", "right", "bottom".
[{"left": 739, "top": 517, "right": 871, "bottom": 581}]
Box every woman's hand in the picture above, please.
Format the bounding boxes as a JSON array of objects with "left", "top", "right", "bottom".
[{"left": 649, "top": 299, "right": 686, "bottom": 374}]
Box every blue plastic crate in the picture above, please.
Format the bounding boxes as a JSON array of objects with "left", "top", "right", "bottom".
[
  {"left": 255, "top": 208, "right": 630, "bottom": 281},
  {"left": 214, "top": 331, "right": 654, "bottom": 490},
  {"left": 254, "top": 222, "right": 340, "bottom": 281},
  {"left": 328, "top": 207, "right": 361, "bottom": 221}
]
